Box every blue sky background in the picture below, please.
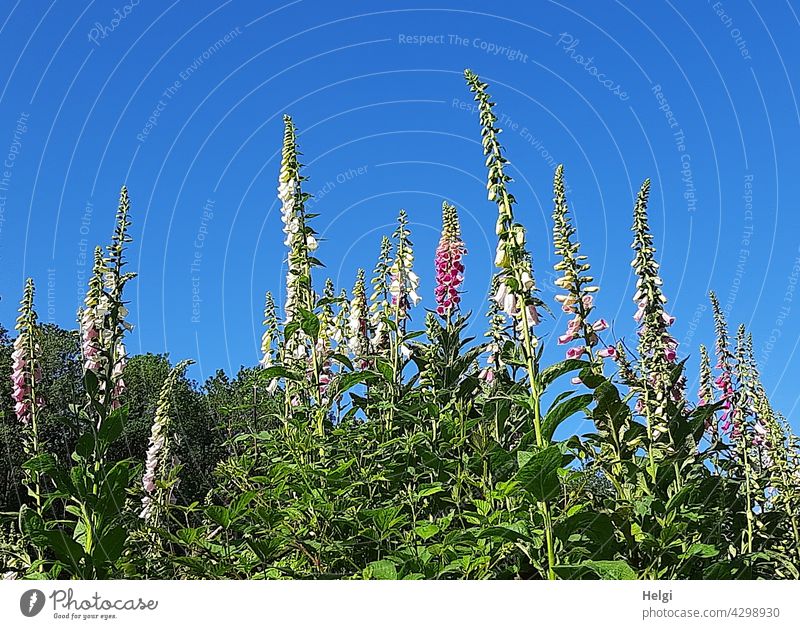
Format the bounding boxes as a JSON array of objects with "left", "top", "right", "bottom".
[{"left": 0, "top": 1, "right": 799, "bottom": 430}]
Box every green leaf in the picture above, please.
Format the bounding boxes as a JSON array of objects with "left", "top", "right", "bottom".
[
  {"left": 414, "top": 524, "right": 439, "bottom": 540},
  {"left": 75, "top": 432, "right": 95, "bottom": 459},
  {"left": 229, "top": 491, "right": 256, "bottom": 520},
  {"left": 479, "top": 522, "right": 532, "bottom": 543},
  {"left": 22, "top": 453, "right": 59, "bottom": 475},
  {"left": 366, "top": 560, "right": 397, "bottom": 580},
  {"left": 93, "top": 525, "right": 126, "bottom": 565},
  {"left": 374, "top": 358, "right": 394, "bottom": 383},
  {"left": 329, "top": 371, "right": 375, "bottom": 399},
  {"left": 98, "top": 406, "right": 127, "bottom": 447},
  {"left": 206, "top": 505, "right": 231, "bottom": 528},
  {"left": 542, "top": 394, "right": 592, "bottom": 442},
  {"left": 44, "top": 530, "right": 86, "bottom": 571},
  {"left": 682, "top": 543, "right": 719, "bottom": 559},
  {"left": 539, "top": 359, "right": 591, "bottom": 387},
  {"left": 19, "top": 506, "right": 45, "bottom": 539},
  {"left": 416, "top": 484, "right": 445, "bottom": 499},
  {"left": 259, "top": 365, "right": 299, "bottom": 382},
  {"left": 515, "top": 446, "right": 561, "bottom": 501},
  {"left": 581, "top": 560, "right": 637, "bottom": 580},
  {"left": 298, "top": 308, "right": 320, "bottom": 340}
]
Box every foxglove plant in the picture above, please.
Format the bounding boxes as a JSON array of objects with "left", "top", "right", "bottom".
[
  {"left": 101, "top": 187, "right": 134, "bottom": 410},
  {"left": 465, "top": 70, "right": 543, "bottom": 380},
  {"left": 260, "top": 291, "right": 280, "bottom": 394},
  {"left": 710, "top": 292, "right": 738, "bottom": 439},
  {"left": 465, "top": 70, "right": 542, "bottom": 347},
  {"left": 434, "top": 201, "right": 466, "bottom": 319},
  {"left": 369, "top": 236, "right": 392, "bottom": 354},
  {"left": 479, "top": 275, "right": 509, "bottom": 387},
  {"left": 698, "top": 345, "right": 713, "bottom": 406},
  {"left": 334, "top": 288, "right": 350, "bottom": 353},
  {"left": 697, "top": 344, "right": 717, "bottom": 438},
  {"left": 13, "top": 279, "right": 44, "bottom": 513},
  {"left": 707, "top": 302, "right": 758, "bottom": 554},
  {"left": 387, "top": 209, "right": 420, "bottom": 367},
  {"left": 140, "top": 360, "right": 193, "bottom": 524},
  {"left": 629, "top": 180, "right": 678, "bottom": 448},
  {"left": 315, "top": 278, "right": 338, "bottom": 400},
  {"left": 388, "top": 209, "right": 421, "bottom": 327},
  {"left": 279, "top": 115, "right": 317, "bottom": 327},
  {"left": 79, "top": 188, "right": 135, "bottom": 423},
  {"left": 735, "top": 325, "right": 763, "bottom": 446},
  {"left": 465, "top": 69, "right": 555, "bottom": 580},
  {"left": 348, "top": 269, "right": 371, "bottom": 369},
  {"left": 551, "top": 165, "right": 607, "bottom": 371},
  {"left": 80, "top": 248, "right": 105, "bottom": 375}
]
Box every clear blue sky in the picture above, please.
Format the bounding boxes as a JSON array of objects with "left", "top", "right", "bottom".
[{"left": 0, "top": 1, "right": 799, "bottom": 430}]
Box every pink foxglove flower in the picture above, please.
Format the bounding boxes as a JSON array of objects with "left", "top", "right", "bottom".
[
  {"left": 566, "top": 346, "right": 585, "bottom": 359},
  {"left": 478, "top": 367, "right": 495, "bottom": 383},
  {"left": 592, "top": 319, "right": 608, "bottom": 332},
  {"left": 12, "top": 279, "right": 43, "bottom": 426},
  {"left": 434, "top": 202, "right": 466, "bottom": 317},
  {"left": 140, "top": 361, "right": 193, "bottom": 522},
  {"left": 597, "top": 346, "right": 616, "bottom": 359},
  {"left": 551, "top": 165, "right": 609, "bottom": 369}
]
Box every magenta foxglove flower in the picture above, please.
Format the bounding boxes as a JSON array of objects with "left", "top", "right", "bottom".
[
  {"left": 434, "top": 203, "right": 466, "bottom": 317},
  {"left": 566, "top": 346, "right": 585, "bottom": 359}
]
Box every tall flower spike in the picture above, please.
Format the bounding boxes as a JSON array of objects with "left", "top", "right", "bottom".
[
  {"left": 710, "top": 292, "right": 737, "bottom": 438},
  {"left": 698, "top": 345, "right": 713, "bottom": 406},
  {"left": 12, "top": 279, "right": 42, "bottom": 426},
  {"left": 260, "top": 291, "right": 278, "bottom": 368},
  {"left": 744, "top": 332, "right": 773, "bottom": 448},
  {"left": 479, "top": 275, "right": 510, "bottom": 386},
  {"left": 87, "top": 187, "right": 136, "bottom": 413},
  {"left": 630, "top": 180, "right": 677, "bottom": 438},
  {"left": 465, "top": 69, "right": 541, "bottom": 339},
  {"left": 279, "top": 115, "right": 317, "bottom": 326},
  {"left": 552, "top": 165, "right": 605, "bottom": 366},
  {"left": 434, "top": 201, "right": 466, "bottom": 318},
  {"left": 319, "top": 278, "right": 338, "bottom": 346},
  {"left": 106, "top": 186, "right": 134, "bottom": 301},
  {"left": 140, "top": 360, "right": 194, "bottom": 523},
  {"left": 735, "top": 324, "right": 765, "bottom": 447},
  {"left": 314, "top": 278, "right": 337, "bottom": 399},
  {"left": 81, "top": 247, "right": 105, "bottom": 375},
  {"left": 369, "top": 236, "right": 392, "bottom": 353},
  {"left": 334, "top": 288, "right": 350, "bottom": 350},
  {"left": 388, "top": 209, "right": 421, "bottom": 324},
  {"left": 259, "top": 292, "right": 280, "bottom": 395},
  {"left": 348, "top": 269, "right": 371, "bottom": 368}
]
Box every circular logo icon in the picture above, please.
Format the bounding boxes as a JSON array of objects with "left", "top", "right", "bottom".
[{"left": 20, "top": 589, "right": 45, "bottom": 617}]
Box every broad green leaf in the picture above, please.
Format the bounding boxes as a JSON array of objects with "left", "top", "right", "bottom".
[
  {"left": 414, "top": 524, "right": 439, "bottom": 540},
  {"left": 515, "top": 446, "right": 561, "bottom": 501},
  {"left": 539, "top": 359, "right": 591, "bottom": 387},
  {"left": 583, "top": 560, "right": 637, "bottom": 580},
  {"left": 542, "top": 393, "right": 592, "bottom": 442},
  {"left": 366, "top": 560, "right": 397, "bottom": 580}
]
